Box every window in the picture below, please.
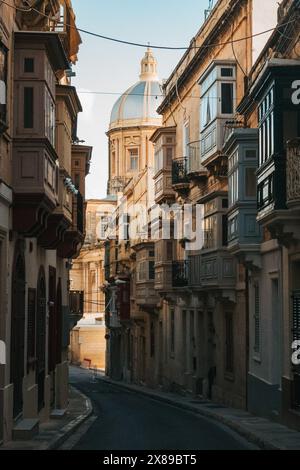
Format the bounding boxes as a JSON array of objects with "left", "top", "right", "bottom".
[
  {"left": 204, "top": 215, "right": 216, "bottom": 249},
  {"left": 24, "top": 87, "right": 34, "bottom": 128},
  {"left": 149, "top": 261, "right": 155, "bottom": 280},
  {"left": 201, "top": 82, "right": 218, "bottom": 129},
  {"left": 0, "top": 43, "right": 8, "bottom": 124},
  {"left": 75, "top": 173, "right": 80, "bottom": 190},
  {"left": 170, "top": 309, "right": 175, "bottom": 355},
  {"left": 120, "top": 214, "right": 130, "bottom": 241},
  {"left": 222, "top": 215, "right": 228, "bottom": 247},
  {"left": 225, "top": 312, "right": 234, "bottom": 374},
  {"left": 45, "top": 89, "right": 55, "bottom": 144},
  {"left": 245, "top": 167, "right": 256, "bottom": 198},
  {"left": 258, "top": 87, "right": 274, "bottom": 166},
  {"left": 221, "top": 67, "right": 233, "bottom": 77},
  {"left": 111, "top": 151, "right": 116, "bottom": 174},
  {"left": 222, "top": 198, "right": 228, "bottom": 209},
  {"left": 221, "top": 83, "right": 234, "bottom": 114},
  {"left": 229, "top": 167, "right": 238, "bottom": 207},
  {"left": 24, "top": 58, "right": 34, "bottom": 73},
  {"left": 129, "top": 148, "right": 139, "bottom": 171},
  {"left": 155, "top": 149, "right": 163, "bottom": 173},
  {"left": 137, "top": 261, "right": 147, "bottom": 281},
  {"left": 99, "top": 216, "right": 108, "bottom": 240},
  {"left": 254, "top": 284, "right": 260, "bottom": 353},
  {"left": 258, "top": 174, "right": 274, "bottom": 209},
  {"left": 75, "top": 160, "right": 79, "bottom": 167}
]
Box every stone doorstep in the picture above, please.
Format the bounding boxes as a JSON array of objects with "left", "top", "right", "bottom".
[
  {"left": 50, "top": 409, "right": 67, "bottom": 420},
  {"left": 12, "top": 419, "right": 39, "bottom": 441}
]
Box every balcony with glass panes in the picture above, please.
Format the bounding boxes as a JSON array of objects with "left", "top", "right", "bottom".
[
  {"left": 12, "top": 32, "right": 69, "bottom": 237},
  {"left": 224, "top": 128, "right": 262, "bottom": 259},
  {"left": 199, "top": 198, "right": 236, "bottom": 291},
  {"left": 152, "top": 128, "right": 176, "bottom": 204},
  {"left": 134, "top": 242, "right": 159, "bottom": 309},
  {"left": 199, "top": 61, "right": 236, "bottom": 168},
  {"left": 253, "top": 61, "right": 300, "bottom": 233}
]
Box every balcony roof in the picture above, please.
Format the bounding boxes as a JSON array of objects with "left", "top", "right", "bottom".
[
  {"left": 149, "top": 125, "right": 177, "bottom": 143},
  {"left": 56, "top": 84, "right": 83, "bottom": 118},
  {"left": 14, "top": 31, "right": 70, "bottom": 71}
]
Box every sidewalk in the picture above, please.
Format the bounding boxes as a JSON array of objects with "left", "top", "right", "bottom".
[
  {"left": 100, "top": 376, "right": 300, "bottom": 450},
  {"left": 0, "top": 386, "right": 93, "bottom": 450}
]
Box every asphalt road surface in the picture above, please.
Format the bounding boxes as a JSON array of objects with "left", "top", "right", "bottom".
[{"left": 68, "top": 367, "right": 256, "bottom": 451}]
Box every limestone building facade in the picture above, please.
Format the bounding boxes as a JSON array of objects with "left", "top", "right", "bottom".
[
  {"left": 0, "top": 0, "right": 91, "bottom": 443},
  {"left": 104, "top": 0, "right": 299, "bottom": 423},
  {"left": 70, "top": 198, "right": 116, "bottom": 370}
]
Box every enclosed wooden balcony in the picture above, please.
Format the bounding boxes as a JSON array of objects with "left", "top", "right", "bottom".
[
  {"left": 152, "top": 126, "right": 176, "bottom": 204},
  {"left": 13, "top": 143, "right": 59, "bottom": 236},
  {"left": 154, "top": 239, "right": 173, "bottom": 293},
  {"left": 38, "top": 169, "right": 73, "bottom": 248},
  {"left": 12, "top": 31, "right": 69, "bottom": 237},
  {"left": 200, "top": 250, "right": 236, "bottom": 292},
  {"left": 154, "top": 172, "right": 175, "bottom": 205},
  {"left": 134, "top": 242, "right": 159, "bottom": 310}
]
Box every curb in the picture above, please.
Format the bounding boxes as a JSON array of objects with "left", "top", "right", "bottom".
[
  {"left": 47, "top": 386, "right": 94, "bottom": 450},
  {"left": 100, "top": 377, "right": 280, "bottom": 450}
]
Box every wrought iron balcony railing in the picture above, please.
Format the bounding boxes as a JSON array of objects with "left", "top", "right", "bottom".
[
  {"left": 172, "top": 158, "right": 189, "bottom": 186},
  {"left": 172, "top": 260, "right": 189, "bottom": 288}
]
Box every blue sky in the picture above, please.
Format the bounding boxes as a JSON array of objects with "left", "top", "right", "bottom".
[{"left": 72, "top": 0, "right": 209, "bottom": 199}]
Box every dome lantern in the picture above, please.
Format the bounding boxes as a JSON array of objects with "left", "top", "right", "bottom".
[{"left": 139, "top": 47, "right": 158, "bottom": 81}]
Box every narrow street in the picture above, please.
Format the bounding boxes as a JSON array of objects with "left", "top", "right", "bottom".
[{"left": 69, "top": 367, "right": 256, "bottom": 451}]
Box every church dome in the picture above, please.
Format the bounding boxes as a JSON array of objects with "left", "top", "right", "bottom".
[{"left": 109, "top": 49, "right": 162, "bottom": 130}]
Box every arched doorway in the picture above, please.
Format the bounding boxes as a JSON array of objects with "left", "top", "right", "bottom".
[
  {"left": 10, "top": 241, "right": 26, "bottom": 418},
  {"left": 36, "top": 268, "right": 46, "bottom": 412}
]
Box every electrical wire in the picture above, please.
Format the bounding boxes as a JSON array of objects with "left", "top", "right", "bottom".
[
  {"left": 0, "top": 0, "right": 297, "bottom": 52},
  {"left": 77, "top": 90, "right": 241, "bottom": 101}
]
